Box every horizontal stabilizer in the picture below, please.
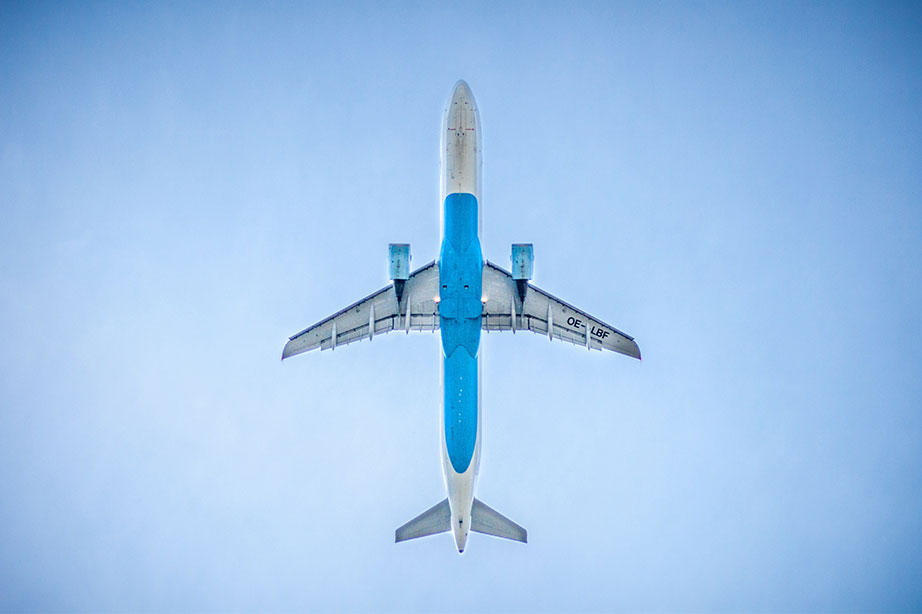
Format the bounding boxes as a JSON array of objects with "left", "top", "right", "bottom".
[
  {"left": 395, "top": 498, "right": 451, "bottom": 543},
  {"left": 471, "top": 498, "right": 527, "bottom": 543}
]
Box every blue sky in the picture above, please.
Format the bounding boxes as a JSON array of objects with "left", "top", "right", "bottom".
[{"left": 1, "top": 1, "right": 920, "bottom": 611}]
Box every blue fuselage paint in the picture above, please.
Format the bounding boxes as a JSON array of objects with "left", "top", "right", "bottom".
[{"left": 439, "top": 193, "right": 482, "bottom": 474}]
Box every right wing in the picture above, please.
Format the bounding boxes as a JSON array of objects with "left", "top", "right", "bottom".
[
  {"left": 481, "top": 261, "right": 641, "bottom": 359},
  {"left": 282, "top": 261, "right": 440, "bottom": 359}
]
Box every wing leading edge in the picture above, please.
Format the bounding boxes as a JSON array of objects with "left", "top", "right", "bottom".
[
  {"left": 481, "top": 261, "right": 641, "bottom": 359},
  {"left": 282, "top": 261, "right": 440, "bottom": 359}
]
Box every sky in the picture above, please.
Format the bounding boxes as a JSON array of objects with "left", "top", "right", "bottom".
[{"left": 1, "top": 1, "right": 921, "bottom": 611}]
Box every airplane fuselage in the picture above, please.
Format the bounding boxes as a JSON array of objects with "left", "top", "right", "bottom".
[{"left": 438, "top": 81, "right": 483, "bottom": 553}]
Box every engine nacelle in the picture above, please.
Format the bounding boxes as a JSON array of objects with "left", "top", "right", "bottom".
[
  {"left": 389, "top": 243, "right": 411, "bottom": 304},
  {"left": 511, "top": 244, "right": 534, "bottom": 280},
  {"left": 389, "top": 243, "right": 411, "bottom": 280},
  {"left": 510, "top": 243, "right": 533, "bottom": 306}
]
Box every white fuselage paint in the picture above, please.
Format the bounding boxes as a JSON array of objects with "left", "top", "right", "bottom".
[{"left": 440, "top": 81, "right": 482, "bottom": 553}]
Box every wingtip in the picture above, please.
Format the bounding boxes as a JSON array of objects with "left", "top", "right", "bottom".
[{"left": 281, "top": 341, "right": 299, "bottom": 361}]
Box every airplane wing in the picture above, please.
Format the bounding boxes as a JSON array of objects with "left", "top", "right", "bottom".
[
  {"left": 481, "top": 261, "right": 641, "bottom": 359},
  {"left": 282, "top": 261, "right": 440, "bottom": 359}
]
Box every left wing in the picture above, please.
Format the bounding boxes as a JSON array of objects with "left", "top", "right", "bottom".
[
  {"left": 481, "top": 261, "right": 641, "bottom": 359},
  {"left": 282, "top": 261, "right": 440, "bottom": 359}
]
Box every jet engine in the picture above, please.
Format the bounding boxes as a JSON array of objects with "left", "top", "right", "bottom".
[
  {"left": 389, "top": 243, "right": 411, "bottom": 303},
  {"left": 510, "top": 243, "right": 533, "bottom": 306}
]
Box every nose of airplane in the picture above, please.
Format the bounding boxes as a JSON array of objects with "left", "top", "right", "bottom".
[{"left": 451, "top": 80, "right": 473, "bottom": 105}]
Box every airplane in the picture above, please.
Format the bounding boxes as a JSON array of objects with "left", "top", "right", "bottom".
[{"left": 282, "top": 80, "right": 641, "bottom": 553}]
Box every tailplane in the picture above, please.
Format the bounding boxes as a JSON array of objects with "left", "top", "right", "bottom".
[
  {"left": 394, "top": 497, "right": 527, "bottom": 544},
  {"left": 471, "top": 498, "right": 527, "bottom": 543},
  {"left": 395, "top": 499, "right": 451, "bottom": 542}
]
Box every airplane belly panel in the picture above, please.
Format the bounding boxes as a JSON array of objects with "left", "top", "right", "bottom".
[
  {"left": 439, "top": 192, "right": 483, "bottom": 475},
  {"left": 443, "top": 345, "right": 477, "bottom": 474}
]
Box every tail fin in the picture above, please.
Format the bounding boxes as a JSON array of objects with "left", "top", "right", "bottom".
[
  {"left": 395, "top": 498, "right": 451, "bottom": 542},
  {"left": 471, "top": 498, "right": 527, "bottom": 543}
]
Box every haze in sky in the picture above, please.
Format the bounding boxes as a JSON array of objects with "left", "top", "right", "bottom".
[{"left": 1, "top": 2, "right": 921, "bottom": 611}]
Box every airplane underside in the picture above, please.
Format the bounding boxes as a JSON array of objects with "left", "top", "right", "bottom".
[{"left": 281, "top": 80, "right": 640, "bottom": 553}]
